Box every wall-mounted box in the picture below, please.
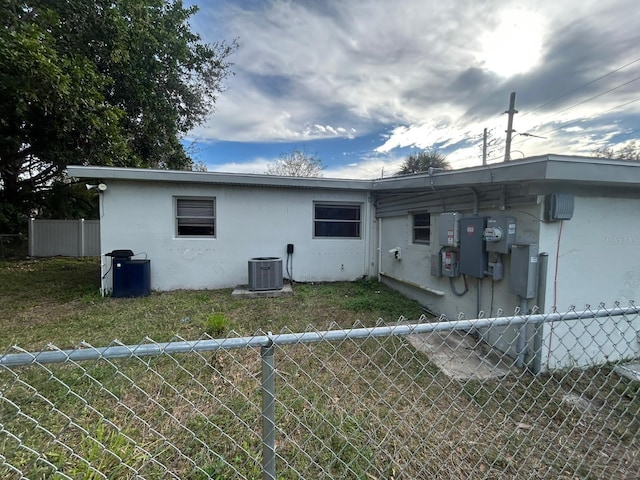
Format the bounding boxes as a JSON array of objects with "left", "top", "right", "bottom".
[
  {"left": 484, "top": 217, "right": 516, "bottom": 254},
  {"left": 545, "top": 194, "right": 574, "bottom": 221},
  {"left": 509, "top": 243, "right": 539, "bottom": 299},
  {"left": 459, "top": 217, "right": 487, "bottom": 278},
  {"left": 438, "top": 212, "right": 461, "bottom": 247},
  {"left": 441, "top": 250, "right": 459, "bottom": 278}
]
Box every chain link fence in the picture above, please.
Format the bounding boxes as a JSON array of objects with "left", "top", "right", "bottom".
[{"left": 1, "top": 306, "right": 639, "bottom": 479}]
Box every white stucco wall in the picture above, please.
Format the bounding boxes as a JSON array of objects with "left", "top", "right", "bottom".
[
  {"left": 99, "top": 181, "right": 375, "bottom": 291},
  {"left": 537, "top": 195, "right": 640, "bottom": 370},
  {"left": 378, "top": 195, "right": 640, "bottom": 371},
  {"left": 378, "top": 202, "right": 541, "bottom": 322}
]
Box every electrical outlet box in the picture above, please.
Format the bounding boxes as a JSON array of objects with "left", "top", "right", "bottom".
[
  {"left": 509, "top": 244, "right": 539, "bottom": 299},
  {"left": 389, "top": 248, "right": 402, "bottom": 260},
  {"left": 484, "top": 217, "right": 516, "bottom": 253},
  {"left": 438, "top": 212, "right": 461, "bottom": 247},
  {"left": 459, "top": 217, "right": 487, "bottom": 278}
]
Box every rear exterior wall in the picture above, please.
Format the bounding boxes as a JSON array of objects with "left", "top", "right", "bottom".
[{"left": 99, "top": 181, "right": 375, "bottom": 292}]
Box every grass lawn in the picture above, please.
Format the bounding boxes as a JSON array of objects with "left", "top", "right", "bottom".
[
  {"left": 1, "top": 258, "right": 639, "bottom": 479},
  {"left": 0, "top": 257, "right": 425, "bottom": 351}
]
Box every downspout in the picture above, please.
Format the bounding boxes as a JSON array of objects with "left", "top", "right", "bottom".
[
  {"left": 467, "top": 187, "right": 480, "bottom": 215},
  {"left": 377, "top": 218, "right": 382, "bottom": 282},
  {"left": 363, "top": 194, "right": 372, "bottom": 278},
  {"left": 100, "top": 255, "right": 106, "bottom": 297},
  {"left": 531, "top": 253, "right": 549, "bottom": 374}
]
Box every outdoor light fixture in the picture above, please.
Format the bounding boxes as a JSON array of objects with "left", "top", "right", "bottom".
[{"left": 86, "top": 183, "right": 108, "bottom": 191}]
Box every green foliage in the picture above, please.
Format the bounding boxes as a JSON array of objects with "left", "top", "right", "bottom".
[
  {"left": 0, "top": 1, "right": 237, "bottom": 232},
  {"left": 265, "top": 149, "right": 324, "bottom": 177},
  {"left": 395, "top": 148, "right": 450, "bottom": 175},
  {"left": 205, "top": 312, "right": 228, "bottom": 337},
  {"left": 339, "top": 279, "right": 425, "bottom": 320}
]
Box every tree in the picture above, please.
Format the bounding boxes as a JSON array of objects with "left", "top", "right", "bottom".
[
  {"left": 395, "top": 148, "right": 450, "bottom": 175},
  {"left": 0, "top": 0, "right": 236, "bottom": 232},
  {"left": 266, "top": 149, "right": 324, "bottom": 177},
  {"left": 592, "top": 141, "right": 640, "bottom": 161}
]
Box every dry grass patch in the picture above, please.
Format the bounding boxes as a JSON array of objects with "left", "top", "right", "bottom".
[{"left": 1, "top": 258, "right": 639, "bottom": 479}]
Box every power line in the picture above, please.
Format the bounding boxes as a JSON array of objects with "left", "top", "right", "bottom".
[
  {"left": 521, "top": 56, "right": 640, "bottom": 117},
  {"left": 504, "top": 76, "right": 640, "bottom": 151},
  {"left": 551, "top": 75, "right": 640, "bottom": 117},
  {"left": 481, "top": 97, "right": 640, "bottom": 163}
]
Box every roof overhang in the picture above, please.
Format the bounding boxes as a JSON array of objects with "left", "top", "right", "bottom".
[
  {"left": 65, "top": 165, "right": 374, "bottom": 191},
  {"left": 371, "top": 154, "right": 640, "bottom": 194},
  {"left": 66, "top": 155, "right": 640, "bottom": 195}
]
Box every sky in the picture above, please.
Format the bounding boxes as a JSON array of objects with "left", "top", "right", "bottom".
[{"left": 183, "top": 0, "right": 640, "bottom": 179}]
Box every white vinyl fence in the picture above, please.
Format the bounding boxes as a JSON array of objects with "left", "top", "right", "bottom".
[{"left": 28, "top": 219, "right": 100, "bottom": 257}]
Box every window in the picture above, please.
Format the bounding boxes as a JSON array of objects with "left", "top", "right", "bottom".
[
  {"left": 176, "top": 197, "right": 215, "bottom": 237},
  {"left": 413, "top": 212, "right": 430, "bottom": 244},
  {"left": 314, "top": 203, "right": 361, "bottom": 238}
]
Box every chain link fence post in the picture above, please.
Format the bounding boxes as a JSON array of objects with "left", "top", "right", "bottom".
[{"left": 261, "top": 339, "right": 276, "bottom": 480}]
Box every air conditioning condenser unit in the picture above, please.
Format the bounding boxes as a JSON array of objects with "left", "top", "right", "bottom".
[{"left": 248, "top": 257, "right": 283, "bottom": 291}]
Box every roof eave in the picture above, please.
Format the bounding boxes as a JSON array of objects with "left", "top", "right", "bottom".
[{"left": 65, "top": 165, "right": 374, "bottom": 191}]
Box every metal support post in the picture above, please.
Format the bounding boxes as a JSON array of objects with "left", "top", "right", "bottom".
[
  {"left": 261, "top": 342, "right": 276, "bottom": 480},
  {"left": 516, "top": 296, "right": 528, "bottom": 368}
]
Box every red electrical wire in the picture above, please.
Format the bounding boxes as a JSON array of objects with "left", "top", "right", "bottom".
[{"left": 546, "top": 220, "right": 564, "bottom": 369}]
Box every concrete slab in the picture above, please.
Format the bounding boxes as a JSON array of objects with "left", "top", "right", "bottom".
[
  {"left": 614, "top": 361, "right": 640, "bottom": 382},
  {"left": 231, "top": 283, "right": 294, "bottom": 299},
  {"left": 406, "top": 329, "right": 518, "bottom": 380}
]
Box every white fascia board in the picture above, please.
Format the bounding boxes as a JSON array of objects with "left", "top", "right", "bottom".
[
  {"left": 67, "top": 154, "right": 640, "bottom": 194},
  {"left": 371, "top": 155, "right": 640, "bottom": 192},
  {"left": 66, "top": 165, "right": 373, "bottom": 191}
]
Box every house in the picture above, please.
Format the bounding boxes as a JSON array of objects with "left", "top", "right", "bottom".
[{"left": 66, "top": 155, "right": 640, "bottom": 372}]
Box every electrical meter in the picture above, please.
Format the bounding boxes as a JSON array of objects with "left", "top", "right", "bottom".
[{"left": 484, "top": 217, "right": 516, "bottom": 253}]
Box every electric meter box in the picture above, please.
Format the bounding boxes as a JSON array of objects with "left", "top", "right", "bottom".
[
  {"left": 509, "top": 243, "right": 539, "bottom": 299},
  {"left": 484, "top": 217, "right": 516, "bottom": 253},
  {"left": 438, "top": 212, "right": 461, "bottom": 247},
  {"left": 459, "top": 217, "right": 487, "bottom": 278}
]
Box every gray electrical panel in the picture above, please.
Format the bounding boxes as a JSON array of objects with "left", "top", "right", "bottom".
[
  {"left": 459, "top": 217, "right": 487, "bottom": 278},
  {"left": 438, "top": 212, "right": 461, "bottom": 247},
  {"left": 509, "top": 244, "right": 539, "bottom": 299},
  {"left": 484, "top": 217, "right": 516, "bottom": 253}
]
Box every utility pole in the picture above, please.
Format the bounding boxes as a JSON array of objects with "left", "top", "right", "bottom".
[
  {"left": 503, "top": 92, "right": 518, "bottom": 162},
  {"left": 482, "top": 127, "right": 488, "bottom": 165}
]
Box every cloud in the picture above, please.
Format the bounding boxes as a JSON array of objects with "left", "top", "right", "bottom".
[
  {"left": 207, "top": 158, "right": 272, "bottom": 175},
  {"left": 188, "top": 0, "right": 640, "bottom": 169}
]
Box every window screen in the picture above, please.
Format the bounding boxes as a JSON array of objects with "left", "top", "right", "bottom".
[
  {"left": 176, "top": 198, "right": 215, "bottom": 236},
  {"left": 413, "top": 212, "right": 430, "bottom": 244},
  {"left": 314, "top": 203, "right": 361, "bottom": 238}
]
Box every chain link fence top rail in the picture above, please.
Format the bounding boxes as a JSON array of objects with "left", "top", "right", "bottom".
[{"left": 1, "top": 306, "right": 639, "bottom": 479}]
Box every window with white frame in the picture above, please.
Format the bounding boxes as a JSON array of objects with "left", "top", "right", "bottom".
[
  {"left": 412, "top": 212, "right": 430, "bottom": 244},
  {"left": 314, "top": 203, "right": 361, "bottom": 238},
  {"left": 176, "top": 197, "right": 215, "bottom": 237}
]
